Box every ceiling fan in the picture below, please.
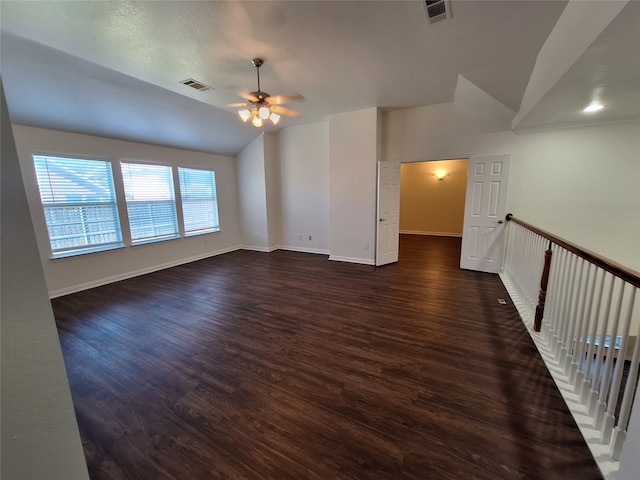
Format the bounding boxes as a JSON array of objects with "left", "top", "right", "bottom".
[{"left": 229, "top": 58, "right": 302, "bottom": 127}]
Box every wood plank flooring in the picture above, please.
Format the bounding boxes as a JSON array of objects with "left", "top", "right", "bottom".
[{"left": 52, "top": 235, "right": 604, "bottom": 480}]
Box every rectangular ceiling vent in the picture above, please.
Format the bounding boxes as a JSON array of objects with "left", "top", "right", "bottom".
[
  {"left": 180, "top": 78, "right": 213, "bottom": 92},
  {"left": 424, "top": 0, "right": 452, "bottom": 24}
]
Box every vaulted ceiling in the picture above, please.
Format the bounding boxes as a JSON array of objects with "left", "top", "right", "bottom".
[{"left": 1, "top": 1, "right": 638, "bottom": 156}]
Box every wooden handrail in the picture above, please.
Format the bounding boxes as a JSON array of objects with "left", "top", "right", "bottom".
[{"left": 506, "top": 214, "right": 640, "bottom": 289}]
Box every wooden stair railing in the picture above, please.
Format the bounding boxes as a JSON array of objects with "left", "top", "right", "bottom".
[
  {"left": 506, "top": 214, "right": 640, "bottom": 332},
  {"left": 501, "top": 214, "right": 640, "bottom": 471}
]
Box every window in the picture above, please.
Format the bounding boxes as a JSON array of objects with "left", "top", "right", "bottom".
[
  {"left": 178, "top": 167, "right": 220, "bottom": 236},
  {"left": 32, "top": 155, "right": 222, "bottom": 258},
  {"left": 32, "top": 155, "right": 123, "bottom": 257},
  {"left": 121, "top": 162, "right": 178, "bottom": 244}
]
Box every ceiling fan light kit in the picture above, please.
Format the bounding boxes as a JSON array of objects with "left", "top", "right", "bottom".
[{"left": 233, "top": 58, "right": 300, "bottom": 128}]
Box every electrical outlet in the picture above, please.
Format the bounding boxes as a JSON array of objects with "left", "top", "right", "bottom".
[
  {"left": 308, "top": 235, "right": 312, "bottom": 241},
  {"left": 364, "top": 243, "right": 370, "bottom": 250}
]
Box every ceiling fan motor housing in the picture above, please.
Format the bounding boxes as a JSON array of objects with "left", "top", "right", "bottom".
[{"left": 250, "top": 91, "right": 270, "bottom": 103}]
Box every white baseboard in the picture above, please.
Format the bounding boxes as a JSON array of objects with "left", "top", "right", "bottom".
[
  {"left": 277, "top": 245, "right": 330, "bottom": 255},
  {"left": 329, "top": 255, "right": 375, "bottom": 265},
  {"left": 240, "top": 245, "right": 279, "bottom": 253},
  {"left": 400, "top": 230, "right": 462, "bottom": 238},
  {"left": 49, "top": 245, "right": 242, "bottom": 298}
]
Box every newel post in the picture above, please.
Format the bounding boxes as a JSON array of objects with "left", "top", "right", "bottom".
[{"left": 534, "top": 241, "right": 553, "bottom": 332}]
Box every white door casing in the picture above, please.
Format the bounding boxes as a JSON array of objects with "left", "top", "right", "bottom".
[
  {"left": 376, "top": 161, "right": 401, "bottom": 266},
  {"left": 460, "top": 155, "right": 510, "bottom": 273}
]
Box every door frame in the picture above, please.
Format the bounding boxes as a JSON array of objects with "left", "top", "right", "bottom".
[{"left": 391, "top": 153, "right": 511, "bottom": 273}]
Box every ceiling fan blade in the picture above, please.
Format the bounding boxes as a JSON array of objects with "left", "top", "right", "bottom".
[
  {"left": 238, "top": 91, "right": 259, "bottom": 103},
  {"left": 270, "top": 105, "right": 302, "bottom": 119},
  {"left": 266, "top": 93, "right": 305, "bottom": 105},
  {"left": 227, "top": 102, "right": 250, "bottom": 108}
]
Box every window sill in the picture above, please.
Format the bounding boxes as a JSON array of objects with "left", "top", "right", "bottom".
[
  {"left": 51, "top": 243, "right": 125, "bottom": 260},
  {"left": 131, "top": 235, "right": 180, "bottom": 247},
  {"left": 185, "top": 228, "right": 221, "bottom": 237}
]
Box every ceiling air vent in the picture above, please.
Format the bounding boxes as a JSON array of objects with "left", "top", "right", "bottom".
[
  {"left": 424, "top": 0, "right": 452, "bottom": 24},
  {"left": 180, "top": 78, "right": 213, "bottom": 92}
]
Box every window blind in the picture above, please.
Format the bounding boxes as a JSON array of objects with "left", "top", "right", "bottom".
[
  {"left": 33, "top": 155, "right": 123, "bottom": 257},
  {"left": 178, "top": 167, "right": 220, "bottom": 236},
  {"left": 121, "top": 162, "right": 178, "bottom": 244}
]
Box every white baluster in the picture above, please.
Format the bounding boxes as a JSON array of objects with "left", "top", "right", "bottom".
[
  {"left": 552, "top": 249, "right": 570, "bottom": 359},
  {"left": 523, "top": 229, "right": 533, "bottom": 323},
  {"left": 611, "top": 290, "right": 640, "bottom": 459},
  {"left": 587, "top": 274, "right": 615, "bottom": 416},
  {"left": 547, "top": 247, "right": 561, "bottom": 350},
  {"left": 572, "top": 264, "right": 596, "bottom": 387},
  {"left": 558, "top": 255, "right": 578, "bottom": 366},
  {"left": 580, "top": 269, "right": 606, "bottom": 403},
  {"left": 601, "top": 287, "right": 636, "bottom": 444},
  {"left": 565, "top": 259, "right": 586, "bottom": 377},
  {"left": 594, "top": 282, "right": 626, "bottom": 430}
]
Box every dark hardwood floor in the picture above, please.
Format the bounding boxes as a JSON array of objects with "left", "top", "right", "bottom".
[{"left": 52, "top": 235, "right": 604, "bottom": 480}]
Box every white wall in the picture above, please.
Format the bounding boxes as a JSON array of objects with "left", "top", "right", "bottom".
[
  {"left": 329, "top": 108, "right": 380, "bottom": 264},
  {"left": 383, "top": 102, "right": 514, "bottom": 163},
  {"left": 236, "top": 134, "right": 273, "bottom": 251},
  {"left": 1, "top": 84, "right": 89, "bottom": 479},
  {"left": 509, "top": 125, "right": 640, "bottom": 269},
  {"left": 13, "top": 125, "right": 242, "bottom": 296},
  {"left": 384, "top": 104, "right": 640, "bottom": 270},
  {"left": 277, "top": 121, "right": 330, "bottom": 254},
  {"left": 264, "top": 132, "right": 282, "bottom": 250}
]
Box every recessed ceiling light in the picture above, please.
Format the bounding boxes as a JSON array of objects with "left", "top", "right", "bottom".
[{"left": 583, "top": 103, "right": 604, "bottom": 113}]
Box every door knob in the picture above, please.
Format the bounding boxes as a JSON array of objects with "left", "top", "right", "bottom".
[
  {"left": 494, "top": 220, "right": 504, "bottom": 224},
  {"left": 379, "top": 218, "right": 386, "bottom": 222}
]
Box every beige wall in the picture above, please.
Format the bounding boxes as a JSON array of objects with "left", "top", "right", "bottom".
[{"left": 400, "top": 159, "right": 468, "bottom": 237}]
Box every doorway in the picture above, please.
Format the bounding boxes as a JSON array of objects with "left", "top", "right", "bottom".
[{"left": 399, "top": 159, "right": 469, "bottom": 238}]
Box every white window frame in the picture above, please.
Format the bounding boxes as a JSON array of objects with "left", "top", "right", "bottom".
[
  {"left": 177, "top": 166, "right": 221, "bottom": 237},
  {"left": 32, "top": 154, "right": 124, "bottom": 258},
  {"left": 120, "top": 161, "right": 179, "bottom": 245}
]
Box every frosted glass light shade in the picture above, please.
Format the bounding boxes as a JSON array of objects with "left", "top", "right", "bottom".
[
  {"left": 251, "top": 116, "right": 263, "bottom": 127},
  {"left": 239, "top": 109, "right": 251, "bottom": 122},
  {"left": 258, "top": 106, "right": 271, "bottom": 119},
  {"left": 269, "top": 113, "right": 280, "bottom": 125}
]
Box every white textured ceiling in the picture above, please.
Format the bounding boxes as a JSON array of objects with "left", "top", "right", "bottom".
[{"left": 1, "top": 0, "right": 638, "bottom": 155}]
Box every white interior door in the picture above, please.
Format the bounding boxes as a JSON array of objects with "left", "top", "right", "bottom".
[
  {"left": 376, "top": 161, "right": 400, "bottom": 266},
  {"left": 460, "top": 155, "right": 510, "bottom": 273}
]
